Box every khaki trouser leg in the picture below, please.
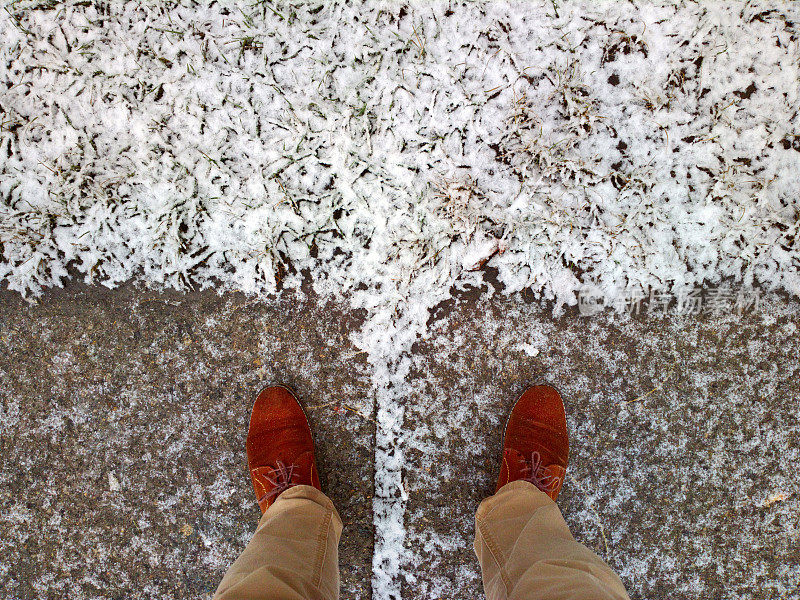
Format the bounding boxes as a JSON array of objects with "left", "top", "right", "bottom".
[
  {"left": 214, "top": 485, "right": 342, "bottom": 600},
  {"left": 474, "top": 480, "right": 630, "bottom": 600}
]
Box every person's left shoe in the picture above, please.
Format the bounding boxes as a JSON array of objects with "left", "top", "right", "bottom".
[{"left": 247, "top": 385, "right": 320, "bottom": 513}]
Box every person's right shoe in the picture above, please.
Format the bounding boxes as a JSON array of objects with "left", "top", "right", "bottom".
[
  {"left": 247, "top": 385, "right": 321, "bottom": 513},
  {"left": 496, "top": 384, "right": 569, "bottom": 500}
]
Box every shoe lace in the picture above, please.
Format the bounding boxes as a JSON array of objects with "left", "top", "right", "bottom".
[
  {"left": 521, "top": 451, "right": 561, "bottom": 493},
  {"left": 256, "top": 460, "right": 298, "bottom": 505}
]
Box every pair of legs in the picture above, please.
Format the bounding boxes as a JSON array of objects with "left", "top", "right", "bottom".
[{"left": 214, "top": 385, "right": 630, "bottom": 600}]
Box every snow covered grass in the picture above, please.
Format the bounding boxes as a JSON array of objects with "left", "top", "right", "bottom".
[
  {"left": 2, "top": 1, "right": 800, "bottom": 598},
  {"left": 2, "top": 1, "right": 799, "bottom": 308}
]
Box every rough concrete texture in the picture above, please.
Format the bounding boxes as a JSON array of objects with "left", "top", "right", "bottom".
[
  {"left": 402, "top": 290, "right": 800, "bottom": 599},
  {"left": 1, "top": 283, "right": 799, "bottom": 600},
  {"left": 0, "top": 284, "right": 374, "bottom": 599}
]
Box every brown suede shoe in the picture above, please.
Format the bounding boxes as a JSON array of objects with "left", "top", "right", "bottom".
[
  {"left": 247, "top": 385, "right": 321, "bottom": 513},
  {"left": 496, "top": 384, "right": 569, "bottom": 500}
]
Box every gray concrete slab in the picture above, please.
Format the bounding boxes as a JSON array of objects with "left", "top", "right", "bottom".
[
  {"left": 403, "top": 290, "right": 800, "bottom": 599},
  {"left": 0, "top": 284, "right": 374, "bottom": 599},
  {"left": 1, "top": 283, "right": 798, "bottom": 599}
]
